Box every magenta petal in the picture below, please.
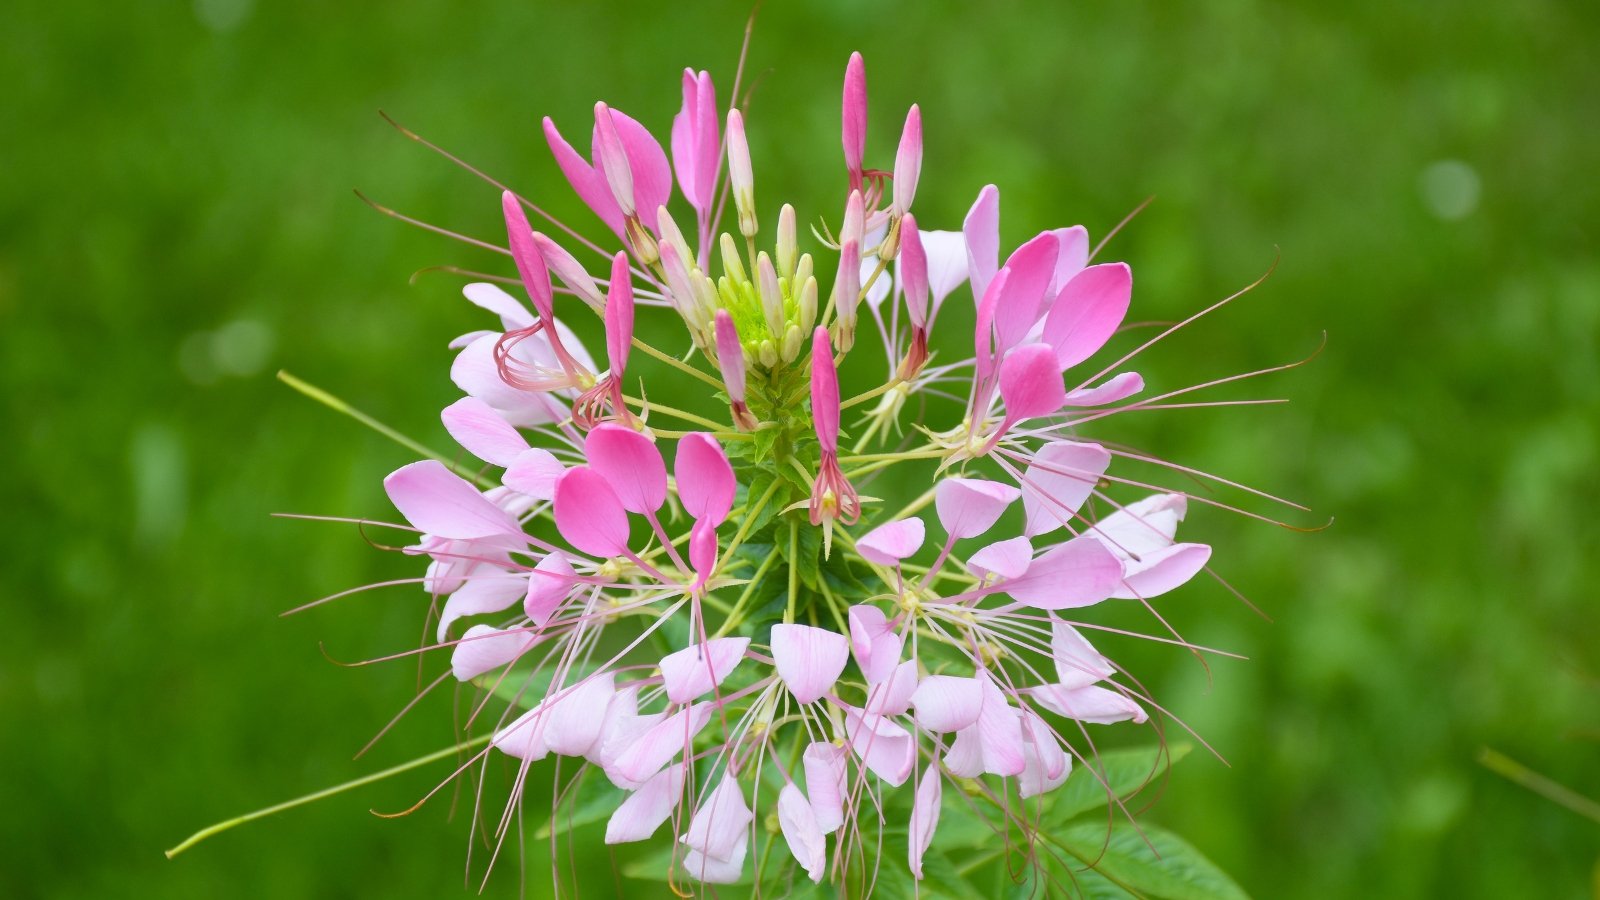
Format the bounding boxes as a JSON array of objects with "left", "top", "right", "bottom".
[
  {"left": 675, "top": 432, "right": 736, "bottom": 525},
  {"left": 777, "top": 784, "right": 827, "bottom": 882},
  {"left": 610, "top": 702, "right": 711, "bottom": 785},
  {"left": 994, "top": 232, "right": 1060, "bottom": 351},
  {"left": 841, "top": 52, "right": 867, "bottom": 181},
  {"left": 603, "top": 252, "right": 633, "bottom": 377},
  {"left": 999, "top": 342, "right": 1068, "bottom": 423},
  {"left": 436, "top": 569, "right": 527, "bottom": 641},
  {"left": 543, "top": 116, "right": 624, "bottom": 235},
  {"left": 605, "top": 763, "right": 684, "bottom": 844},
  {"left": 672, "top": 69, "right": 719, "bottom": 213},
  {"left": 525, "top": 551, "right": 577, "bottom": 625},
  {"left": 842, "top": 706, "right": 915, "bottom": 786},
  {"left": 584, "top": 424, "right": 667, "bottom": 514},
  {"left": 1115, "top": 542, "right": 1212, "bottom": 599},
  {"left": 935, "top": 477, "right": 1021, "bottom": 540},
  {"left": 1029, "top": 684, "right": 1147, "bottom": 724},
  {"left": 910, "top": 675, "right": 985, "bottom": 732},
  {"left": 856, "top": 517, "right": 926, "bottom": 565},
  {"left": 502, "top": 192, "right": 556, "bottom": 322},
  {"left": 1051, "top": 619, "right": 1116, "bottom": 688},
  {"left": 1045, "top": 262, "right": 1132, "bottom": 370},
  {"left": 1048, "top": 226, "right": 1091, "bottom": 298},
  {"left": 810, "top": 327, "right": 840, "bottom": 452},
  {"left": 899, "top": 214, "right": 930, "bottom": 327},
  {"left": 1021, "top": 440, "right": 1112, "bottom": 537},
  {"left": 552, "top": 465, "right": 631, "bottom": 557},
  {"left": 1001, "top": 535, "right": 1122, "bottom": 609},
  {"left": 963, "top": 185, "right": 1001, "bottom": 301},
  {"left": 803, "top": 742, "right": 848, "bottom": 834},
  {"left": 688, "top": 518, "right": 719, "bottom": 587},
  {"left": 908, "top": 762, "right": 942, "bottom": 880},
  {"left": 503, "top": 447, "right": 565, "bottom": 500},
  {"left": 451, "top": 624, "right": 535, "bottom": 682},
  {"left": 864, "top": 659, "right": 918, "bottom": 716},
  {"left": 659, "top": 637, "right": 750, "bottom": 704},
  {"left": 442, "top": 396, "right": 530, "bottom": 467},
  {"left": 967, "top": 536, "right": 1034, "bottom": 581},
  {"left": 385, "top": 460, "right": 522, "bottom": 541},
  {"left": 771, "top": 624, "right": 850, "bottom": 704},
  {"left": 1065, "top": 371, "right": 1144, "bottom": 407}
]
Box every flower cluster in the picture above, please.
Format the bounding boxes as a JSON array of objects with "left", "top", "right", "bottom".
[{"left": 363, "top": 50, "right": 1254, "bottom": 893}]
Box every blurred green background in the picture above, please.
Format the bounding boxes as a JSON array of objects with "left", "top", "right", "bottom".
[{"left": 4, "top": 0, "right": 1596, "bottom": 896}]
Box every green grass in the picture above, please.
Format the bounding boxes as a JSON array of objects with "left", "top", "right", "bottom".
[{"left": 3, "top": 0, "right": 1597, "bottom": 896}]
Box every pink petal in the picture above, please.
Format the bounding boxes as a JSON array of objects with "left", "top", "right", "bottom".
[
  {"left": 777, "top": 784, "right": 827, "bottom": 882},
  {"left": 810, "top": 327, "right": 839, "bottom": 452},
  {"left": 899, "top": 214, "right": 929, "bottom": 328},
  {"left": 1114, "top": 542, "right": 1212, "bottom": 599},
  {"left": 452, "top": 624, "right": 534, "bottom": 682},
  {"left": 975, "top": 676, "right": 1026, "bottom": 776},
  {"left": 599, "top": 108, "right": 673, "bottom": 232},
  {"left": 908, "top": 762, "right": 942, "bottom": 880},
  {"left": 967, "top": 536, "right": 1034, "bottom": 581},
  {"left": 856, "top": 517, "right": 926, "bottom": 565},
  {"left": 1021, "top": 440, "right": 1112, "bottom": 537},
  {"left": 1044, "top": 262, "right": 1131, "bottom": 370},
  {"left": 1091, "top": 493, "right": 1188, "bottom": 558},
  {"left": 659, "top": 637, "right": 749, "bottom": 704},
  {"left": 683, "top": 837, "right": 748, "bottom": 884},
  {"left": 543, "top": 671, "right": 618, "bottom": 756},
  {"left": 462, "top": 282, "right": 533, "bottom": 330},
  {"left": 552, "top": 465, "right": 631, "bottom": 557},
  {"left": 1048, "top": 226, "right": 1091, "bottom": 298},
  {"left": 1001, "top": 535, "right": 1122, "bottom": 609},
  {"left": 532, "top": 232, "right": 605, "bottom": 309},
  {"left": 688, "top": 518, "right": 719, "bottom": 588},
  {"left": 1029, "top": 684, "right": 1147, "bottom": 724},
  {"left": 772, "top": 624, "right": 850, "bottom": 704},
  {"left": 1051, "top": 619, "right": 1115, "bottom": 688},
  {"left": 592, "top": 103, "right": 636, "bottom": 217},
  {"left": 436, "top": 569, "right": 526, "bottom": 641},
  {"left": 543, "top": 116, "right": 624, "bottom": 235},
  {"left": 442, "top": 396, "right": 529, "bottom": 468},
  {"left": 842, "top": 707, "right": 915, "bottom": 786},
  {"left": 841, "top": 52, "right": 867, "bottom": 183},
  {"left": 935, "top": 477, "right": 1021, "bottom": 540},
  {"left": 610, "top": 701, "right": 712, "bottom": 785},
  {"left": 385, "top": 460, "right": 522, "bottom": 541},
  {"left": 994, "top": 232, "right": 1060, "bottom": 351},
  {"left": 999, "top": 342, "right": 1068, "bottom": 423},
  {"left": 491, "top": 703, "right": 549, "bottom": 761},
  {"left": 943, "top": 727, "right": 984, "bottom": 778},
  {"left": 713, "top": 311, "right": 747, "bottom": 403},
  {"left": 684, "top": 773, "right": 754, "bottom": 862},
  {"left": 864, "top": 659, "right": 918, "bottom": 717},
  {"left": 603, "top": 252, "right": 633, "bottom": 377},
  {"left": 910, "top": 675, "right": 985, "bottom": 732},
  {"left": 803, "top": 742, "right": 848, "bottom": 834},
  {"left": 1064, "top": 371, "right": 1144, "bottom": 407},
  {"left": 892, "top": 104, "right": 922, "bottom": 213},
  {"left": 524, "top": 551, "right": 577, "bottom": 626},
  {"left": 502, "top": 192, "right": 556, "bottom": 322},
  {"left": 675, "top": 432, "right": 736, "bottom": 525},
  {"left": 584, "top": 424, "right": 667, "bottom": 514},
  {"left": 502, "top": 447, "right": 565, "bottom": 500},
  {"left": 847, "top": 604, "right": 903, "bottom": 685},
  {"left": 671, "top": 69, "right": 719, "bottom": 212},
  {"left": 963, "top": 185, "right": 1001, "bottom": 301},
  {"left": 1018, "top": 711, "right": 1071, "bottom": 798},
  {"left": 604, "top": 763, "right": 685, "bottom": 844}
]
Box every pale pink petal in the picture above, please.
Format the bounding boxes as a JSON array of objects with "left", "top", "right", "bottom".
[
  {"left": 967, "top": 536, "right": 1033, "bottom": 581},
  {"left": 592, "top": 103, "right": 636, "bottom": 217},
  {"left": 584, "top": 424, "right": 667, "bottom": 514},
  {"left": 449, "top": 334, "right": 561, "bottom": 427},
  {"left": 975, "top": 676, "right": 1026, "bottom": 776},
  {"left": 935, "top": 477, "right": 1021, "bottom": 540},
  {"left": 1091, "top": 493, "right": 1187, "bottom": 558},
  {"left": 605, "top": 763, "right": 685, "bottom": 844},
  {"left": 659, "top": 637, "right": 750, "bottom": 704},
  {"left": 963, "top": 185, "right": 1000, "bottom": 301},
  {"left": 810, "top": 327, "right": 840, "bottom": 452},
  {"left": 491, "top": 703, "right": 548, "bottom": 761},
  {"left": 772, "top": 624, "right": 850, "bottom": 704},
  {"left": 502, "top": 447, "right": 565, "bottom": 500},
  {"left": 920, "top": 229, "right": 970, "bottom": 311},
  {"left": 683, "top": 836, "right": 748, "bottom": 884},
  {"left": 552, "top": 465, "right": 630, "bottom": 557},
  {"left": 1114, "top": 542, "right": 1212, "bottom": 599},
  {"left": 1048, "top": 225, "right": 1091, "bottom": 298},
  {"left": 462, "top": 282, "right": 534, "bottom": 330},
  {"left": 803, "top": 742, "right": 848, "bottom": 834},
  {"left": 1001, "top": 535, "right": 1122, "bottom": 609},
  {"left": 452, "top": 624, "right": 534, "bottom": 682},
  {"left": 543, "top": 671, "right": 617, "bottom": 756},
  {"left": 524, "top": 551, "right": 577, "bottom": 626},
  {"left": 1029, "top": 684, "right": 1147, "bottom": 724},
  {"left": 856, "top": 517, "right": 926, "bottom": 565},
  {"left": 684, "top": 773, "right": 755, "bottom": 863},
  {"left": 864, "top": 659, "right": 918, "bottom": 717},
  {"left": 908, "top": 762, "right": 942, "bottom": 880},
  {"left": 910, "top": 675, "right": 985, "bottom": 732},
  {"left": 601, "top": 108, "right": 673, "bottom": 232},
  {"left": 543, "top": 116, "right": 624, "bottom": 235},
  {"left": 777, "top": 784, "right": 827, "bottom": 882},
  {"left": 1064, "top": 371, "right": 1144, "bottom": 407},
  {"left": 943, "top": 727, "right": 984, "bottom": 777},
  {"left": 533, "top": 232, "right": 605, "bottom": 309},
  {"left": 1051, "top": 619, "right": 1115, "bottom": 688},
  {"left": 385, "top": 460, "right": 522, "bottom": 541},
  {"left": 1018, "top": 711, "right": 1071, "bottom": 798},
  {"left": 993, "top": 232, "right": 1059, "bottom": 351},
  {"left": 436, "top": 569, "right": 526, "bottom": 641},
  {"left": 610, "top": 701, "right": 712, "bottom": 785},
  {"left": 1021, "top": 440, "right": 1112, "bottom": 537},
  {"left": 442, "top": 396, "right": 530, "bottom": 468},
  {"left": 675, "top": 432, "right": 736, "bottom": 525},
  {"left": 847, "top": 604, "right": 903, "bottom": 685},
  {"left": 999, "top": 343, "right": 1067, "bottom": 423},
  {"left": 585, "top": 684, "right": 640, "bottom": 769},
  {"left": 842, "top": 706, "right": 915, "bottom": 786},
  {"left": 1044, "top": 262, "right": 1131, "bottom": 370}
]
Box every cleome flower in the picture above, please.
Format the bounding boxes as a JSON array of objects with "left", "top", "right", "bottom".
[{"left": 279, "top": 41, "right": 1306, "bottom": 898}]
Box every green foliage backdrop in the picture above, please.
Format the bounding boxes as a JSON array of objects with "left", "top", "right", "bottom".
[{"left": 3, "top": 0, "right": 1596, "bottom": 896}]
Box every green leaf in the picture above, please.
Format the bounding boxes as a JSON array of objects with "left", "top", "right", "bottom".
[
  {"left": 1003, "top": 857, "right": 1128, "bottom": 900},
  {"left": 532, "top": 777, "right": 624, "bottom": 839},
  {"left": 1047, "top": 743, "right": 1191, "bottom": 826},
  {"left": 1051, "top": 822, "right": 1250, "bottom": 900},
  {"left": 621, "top": 847, "right": 754, "bottom": 885}
]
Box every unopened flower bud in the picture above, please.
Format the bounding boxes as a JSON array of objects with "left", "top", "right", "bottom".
[
  {"left": 798, "top": 275, "right": 818, "bottom": 332},
  {"left": 841, "top": 191, "right": 865, "bottom": 250},
  {"left": 758, "top": 339, "right": 779, "bottom": 369},
  {"left": 532, "top": 231, "right": 604, "bottom": 310},
  {"left": 777, "top": 204, "right": 798, "bottom": 279},
  {"left": 757, "top": 252, "right": 785, "bottom": 340},
  {"left": 794, "top": 253, "right": 813, "bottom": 294},
  {"left": 719, "top": 232, "right": 747, "bottom": 285},
  {"left": 892, "top": 104, "right": 922, "bottom": 215},
  {"left": 656, "top": 206, "right": 694, "bottom": 273},
  {"left": 726, "top": 109, "right": 757, "bottom": 238},
  {"left": 781, "top": 323, "right": 804, "bottom": 363}
]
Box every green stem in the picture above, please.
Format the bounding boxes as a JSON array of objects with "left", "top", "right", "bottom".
[
  {"left": 839, "top": 378, "right": 899, "bottom": 411},
  {"left": 713, "top": 550, "right": 781, "bottom": 637},
  {"left": 838, "top": 448, "right": 944, "bottom": 465},
  {"left": 784, "top": 518, "right": 800, "bottom": 624},
  {"left": 1479, "top": 747, "right": 1600, "bottom": 824},
  {"left": 622, "top": 394, "right": 727, "bottom": 431},
  {"left": 719, "top": 478, "right": 783, "bottom": 566},
  {"left": 632, "top": 339, "right": 723, "bottom": 389},
  {"left": 165, "top": 734, "right": 491, "bottom": 859}
]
